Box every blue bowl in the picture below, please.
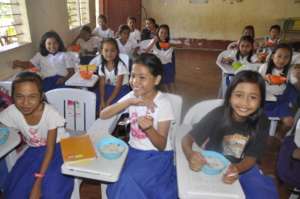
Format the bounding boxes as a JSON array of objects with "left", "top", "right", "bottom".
[
  {"left": 0, "top": 127, "right": 9, "bottom": 145},
  {"left": 96, "top": 137, "right": 127, "bottom": 160},
  {"left": 201, "top": 150, "right": 230, "bottom": 175}
]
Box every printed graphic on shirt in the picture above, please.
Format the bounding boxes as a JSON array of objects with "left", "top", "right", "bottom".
[
  {"left": 130, "top": 112, "right": 147, "bottom": 139},
  {"left": 222, "top": 133, "right": 249, "bottom": 159},
  {"left": 28, "top": 127, "right": 46, "bottom": 146}
]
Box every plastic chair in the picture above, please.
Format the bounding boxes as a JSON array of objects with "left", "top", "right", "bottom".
[
  {"left": 94, "top": 93, "right": 182, "bottom": 199},
  {"left": 46, "top": 88, "right": 96, "bottom": 199}
]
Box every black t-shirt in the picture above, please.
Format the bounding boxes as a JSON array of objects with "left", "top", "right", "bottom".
[{"left": 189, "top": 106, "right": 269, "bottom": 163}]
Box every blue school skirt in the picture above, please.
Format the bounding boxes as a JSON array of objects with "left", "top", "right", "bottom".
[
  {"left": 264, "top": 84, "right": 299, "bottom": 117},
  {"left": 162, "top": 62, "right": 175, "bottom": 84},
  {"left": 4, "top": 144, "right": 74, "bottom": 199},
  {"left": 94, "top": 84, "right": 131, "bottom": 110},
  {"left": 43, "top": 75, "right": 66, "bottom": 92},
  {"left": 239, "top": 165, "right": 278, "bottom": 199},
  {"left": 106, "top": 147, "right": 178, "bottom": 199}
]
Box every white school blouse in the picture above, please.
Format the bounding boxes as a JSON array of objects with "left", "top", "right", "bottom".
[
  {"left": 76, "top": 36, "right": 101, "bottom": 53},
  {"left": 116, "top": 38, "right": 138, "bottom": 58},
  {"left": 98, "top": 61, "right": 129, "bottom": 86},
  {"left": 92, "top": 27, "right": 114, "bottom": 39},
  {"left": 150, "top": 41, "right": 174, "bottom": 64},
  {"left": 30, "top": 52, "right": 75, "bottom": 78},
  {"left": 129, "top": 29, "right": 141, "bottom": 43},
  {"left": 119, "top": 91, "right": 175, "bottom": 151},
  {"left": 0, "top": 103, "right": 65, "bottom": 147}
]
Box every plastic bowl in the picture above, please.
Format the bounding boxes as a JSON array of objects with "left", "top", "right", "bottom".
[
  {"left": 96, "top": 137, "right": 127, "bottom": 160},
  {"left": 269, "top": 75, "right": 287, "bottom": 85},
  {"left": 201, "top": 150, "right": 229, "bottom": 175},
  {"left": 232, "top": 61, "right": 243, "bottom": 71},
  {"left": 0, "top": 127, "right": 9, "bottom": 145},
  {"left": 79, "top": 71, "right": 93, "bottom": 80}
]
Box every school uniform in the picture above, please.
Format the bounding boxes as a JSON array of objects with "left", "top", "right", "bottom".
[
  {"left": 129, "top": 29, "right": 141, "bottom": 43},
  {"left": 259, "top": 63, "right": 299, "bottom": 117},
  {"left": 76, "top": 36, "right": 101, "bottom": 64},
  {"left": 92, "top": 26, "right": 114, "bottom": 39},
  {"left": 0, "top": 104, "right": 74, "bottom": 199},
  {"left": 107, "top": 91, "right": 178, "bottom": 199},
  {"left": 116, "top": 38, "right": 138, "bottom": 59},
  {"left": 30, "top": 52, "right": 76, "bottom": 92},
  {"left": 150, "top": 41, "right": 175, "bottom": 84},
  {"left": 97, "top": 61, "right": 130, "bottom": 108}
]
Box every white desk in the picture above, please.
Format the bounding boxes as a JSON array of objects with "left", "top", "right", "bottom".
[
  {"left": 65, "top": 71, "right": 99, "bottom": 88},
  {"left": 0, "top": 128, "right": 21, "bottom": 158},
  {"left": 175, "top": 125, "right": 245, "bottom": 199},
  {"left": 61, "top": 117, "right": 128, "bottom": 182}
]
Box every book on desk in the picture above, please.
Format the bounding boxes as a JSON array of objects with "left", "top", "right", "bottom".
[{"left": 60, "top": 135, "right": 96, "bottom": 163}]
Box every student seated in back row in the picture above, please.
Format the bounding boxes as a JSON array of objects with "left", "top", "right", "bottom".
[
  {"left": 13, "top": 31, "right": 75, "bottom": 92},
  {"left": 182, "top": 71, "right": 278, "bottom": 199},
  {"left": 71, "top": 25, "right": 101, "bottom": 64}
]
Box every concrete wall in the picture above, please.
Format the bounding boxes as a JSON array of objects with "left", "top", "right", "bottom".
[
  {"left": 142, "top": 0, "right": 300, "bottom": 40},
  {"left": 0, "top": 0, "right": 96, "bottom": 79}
]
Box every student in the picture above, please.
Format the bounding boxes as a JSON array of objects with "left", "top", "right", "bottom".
[
  {"left": 116, "top": 24, "right": 138, "bottom": 59},
  {"left": 100, "top": 53, "right": 178, "bottom": 199},
  {"left": 141, "top": 18, "right": 158, "bottom": 41},
  {"left": 127, "top": 16, "right": 141, "bottom": 43},
  {"left": 227, "top": 25, "right": 258, "bottom": 50},
  {"left": 258, "top": 43, "right": 299, "bottom": 139},
  {"left": 264, "top": 25, "right": 281, "bottom": 49},
  {"left": 13, "top": 31, "right": 75, "bottom": 92},
  {"left": 92, "top": 14, "right": 114, "bottom": 39},
  {"left": 182, "top": 70, "right": 278, "bottom": 199},
  {"left": 72, "top": 25, "right": 101, "bottom": 64},
  {"left": 0, "top": 72, "right": 74, "bottom": 199},
  {"left": 221, "top": 35, "right": 258, "bottom": 66},
  {"left": 97, "top": 38, "right": 130, "bottom": 111},
  {"left": 145, "top": 24, "right": 175, "bottom": 93}
]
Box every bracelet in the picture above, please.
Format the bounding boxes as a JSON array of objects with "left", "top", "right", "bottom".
[{"left": 34, "top": 172, "right": 45, "bottom": 178}]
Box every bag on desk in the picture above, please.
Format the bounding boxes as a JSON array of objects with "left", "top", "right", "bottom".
[{"left": 60, "top": 135, "right": 96, "bottom": 163}]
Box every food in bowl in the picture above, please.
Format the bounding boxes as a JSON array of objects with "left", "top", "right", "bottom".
[
  {"left": 96, "top": 137, "right": 127, "bottom": 160},
  {"left": 201, "top": 150, "right": 229, "bottom": 175},
  {"left": 79, "top": 71, "right": 93, "bottom": 80}
]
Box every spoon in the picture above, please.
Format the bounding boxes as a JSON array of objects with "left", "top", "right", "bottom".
[{"left": 118, "top": 118, "right": 130, "bottom": 126}]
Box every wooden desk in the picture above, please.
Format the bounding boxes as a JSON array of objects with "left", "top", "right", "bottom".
[
  {"left": 0, "top": 128, "right": 21, "bottom": 158},
  {"left": 175, "top": 125, "right": 245, "bottom": 199}
]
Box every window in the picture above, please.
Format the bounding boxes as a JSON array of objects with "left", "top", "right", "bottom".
[
  {"left": 67, "top": 0, "right": 90, "bottom": 29},
  {"left": 0, "top": 0, "right": 31, "bottom": 48}
]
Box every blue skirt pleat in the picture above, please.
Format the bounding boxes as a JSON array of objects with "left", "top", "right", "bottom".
[
  {"left": 94, "top": 84, "right": 131, "bottom": 110},
  {"left": 239, "top": 165, "right": 279, "bottom": 199},
  {"left": 106, "top": 147, "right": 178, "bottom": 199},
  {"left": 162, "top": 63, "right": 175, "bottom": 84},
  {"left": 277, "top": 136, "right": 300, "bottom": 188},
  {"left": 4, "top": 144, "right": 74, "bottom": 199},
  {"left": 264, "top": 84, "right": 299, "bottom": 117},
  {"left": 43, "top": 75, "right": 66, "bottom": 92}
]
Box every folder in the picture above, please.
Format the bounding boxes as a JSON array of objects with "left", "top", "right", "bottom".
[{"left": 60, "top": 135, "right": 96, "bottom": 163}]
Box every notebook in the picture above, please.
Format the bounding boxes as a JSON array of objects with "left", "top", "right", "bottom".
[{"left": 60, "top": 135, "right": 96, "bottom": 163}]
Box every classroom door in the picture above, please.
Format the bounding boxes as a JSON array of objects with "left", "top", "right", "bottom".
[{"left": 102, "top": 0, "right": 141, "bottom": 32}]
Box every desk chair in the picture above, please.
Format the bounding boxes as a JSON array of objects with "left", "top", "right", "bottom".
[
  {"left": 94, "top": 93, "right": 182, "bottom": 199},
  {"left": 46, "top": 88, "right": 96, "bottom": 199}
]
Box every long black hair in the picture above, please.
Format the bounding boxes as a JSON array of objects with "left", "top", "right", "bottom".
[
  {"left": 39, "top": 31, "right": 66, "bottom": 56},
  {"left": 223, "top": 70, "right": 266, "bottom": 131},
  {"left": 236, "top": 35, "right": 254, "bottom": 63},
  {"left": 100, "top": 38, "right": 126, "bottom": 76},
  {"left": 266, "top": 43, "right": 293, "bottom": 77},
  {"left": 155, "top": 24, "right": 170, "bottom": 50}
]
